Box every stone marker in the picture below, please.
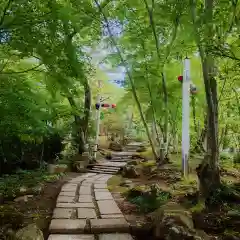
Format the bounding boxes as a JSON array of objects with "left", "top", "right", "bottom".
[
  {"left": 57, "top": 196, "right": 75, "bottom": 203},
  {"left": 49, "top": 219, "right": 86, "bottom": 234},
  {"left": 95, "top": 192, "right": 113, "bottom": 200},
  {"left": 48, "top": 235, "right": 94, "bottom": 240},
  {"left": 90, "top": 219, "right": 129, "bottom": 233},
  {"left": 53, "top": 208, "right": 74, "bottom": 219},
  {"left": 97, "top": 200, "right": 121, "bottom": 215},
  {"left": 98, "top": 234, "right": 133, "bottom": 240},
  {"left": 78, "top": 195, "right": 92, "bottom": 203},
  {"left": 57, "top": 202, "right": 94, "bottom": 208},
  {"left": 78, "top": 208, "right": 97, "bottom": 219}
]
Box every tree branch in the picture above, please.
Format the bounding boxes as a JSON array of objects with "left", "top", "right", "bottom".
[
  {"left": 0, "top": 0, "right": 12, "bottom": 28},
  {"left": 0, "top": 64, "right": 43, "bottom": 75}
]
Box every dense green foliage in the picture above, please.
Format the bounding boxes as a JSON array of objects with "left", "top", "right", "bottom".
[
  {"left": 124, "top": 184, "right": 171, "bottom": 213},
  {"left": 0, "top": 0, "right": 239, "bottom": 201}
]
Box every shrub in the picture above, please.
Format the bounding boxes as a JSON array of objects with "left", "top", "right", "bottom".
[
  {"left": 124, "top": 184, "right": 171, "bottom": 213},
  {"left": 0, "top": 168, "right": 63, "bottom": 200},
  {"left": 233, "top": 153, "right": 240, "bottom": 164},
  {"left": 220, "top": 152, "right": 233, "bottom": 161}
]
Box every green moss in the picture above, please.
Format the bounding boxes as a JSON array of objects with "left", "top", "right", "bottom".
[
  {"left": 107, "top": 175, "right": 128, "bottom": 193},
  {"left": 190, "top": 201, "right": 205, "bottom": 213}
]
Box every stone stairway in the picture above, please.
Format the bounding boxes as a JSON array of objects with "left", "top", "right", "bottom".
[
  {"left": 88, "top": 142, "right": 144, "bottom": 175},
  {"left": 48, "top": 173, "right": 133, "bottom": 240},
  {"left": 88, "top": 162, "right": 127, "bottom": 175}
]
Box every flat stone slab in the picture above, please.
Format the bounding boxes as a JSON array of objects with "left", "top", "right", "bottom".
[
  {"left": 78, "top": 208, "right": 97, "bottom": 219},
  {"left": 94, "top": 189, "right": 109, "bottom": 193},
  {"left": 97, "top": 200, "right": 121, "bottom": 215},
  {"left": 69, "top": 177, "right": 84, "bottom": 183},
  {"left": 95, "top": 192, "right": 113, "bottom": 200},
  {"left": 84, "top": 173, "right": 97, "bottom": 177},
  {"left": 49, "top": 219, "right": 86, "bottom": 234},
  {"left": 62, "top": 184, "right": 77, "bottom": 192},
  {"left": 94, "top": 184, "right": 107, "bottom": 189},
  {"left": 79, "top": 186, "right": 92, "bottom": 195},
  {"left": 57, "top": 202, "right": 94, "bottom": 208},
  {"left": 57, "top": 196, "right": 75, "bottom": 203},
  {"left": 48, "top": 235, "right": 94, "bottom": 240},
  {"left": 90, "top": 219, "right": 129, "bottom": 233},
  {"left": 81, "top": 182, "right": 93, "bottom": 186},
  {"left": 78, "top": 195, "right": 92, "bottom": 203},
  {"left": 53, "top": 208, "right": 74, "bottom": 219},
  {"left": 59, "top": 191, "right": 76, "bottom": 197},
  {"left": 101, "top": 214, "right": 124, "bottom": 219},
  {"left": 98, "top": 233, "right": 133, "bottom": 240}
]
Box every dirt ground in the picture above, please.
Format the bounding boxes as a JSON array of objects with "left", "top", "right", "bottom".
[
  {"left": 107, "top": 156, "right": 240, "bottom": 240},
  {"left": 0, "top": 172, "right": 79, "bottom": 240}
]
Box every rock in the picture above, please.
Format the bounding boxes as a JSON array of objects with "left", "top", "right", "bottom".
[
  {"left": 149, "top": 202, "right": 210, "bottom": 240},
  {"left": 122, "top": 166, "right": 140, "bottom": 178},
  {"left": 120, "top": 180, "right": 134, "bottom": 188},
  {"left": 20, "top": 186, "right": 28, "bottom": 193},
  {"left": 14, "top": 195, "right": 34, "bottom": 203},
  {"left": 0, "top": 193, "right": 4, "bottom": 204},
  {"left": 32, "top": 185, "right": 43, "bottom": 194},
  {"left": 136, "top": 146, "right": 147, "bottom": 152},
  {"left": 16, "top": 224, "right": 44, "bottom": 240},
  {"left": 109, "top": 142, "right": 123, "bottom": 151},
  {"left": 131, "top": 153, "right": 146, "bottom": 160},
  {"left": 192, "top": 212, "right": 225, "bottom": 233},
  {"left": 48, "top": 164, "right": 68, "bottom": 174},
  {"left": 127, "top": 160, "right": 138, "bottom": 166}
]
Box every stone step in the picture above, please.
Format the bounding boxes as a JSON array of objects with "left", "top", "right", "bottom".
[
  {"left": 90, "top": 219, "right": 130, "bottom": 234},
  {"left": 92, "top": 167, "right": 119, "bottom": 173},
  {"left": 49, "top": 219, "right": 130, "bottom": 235},
  {"left": 48, "top": 234, "right": 133, "bottom": 240},
  {"left": 109, "top": 159, "right": 128, "bottom": 162},
  {"left": 88, "top": 169, "right": 115, "bottom": 175},
  {"left": 91, "top": 165, "right": 120, "bottom": 170}
]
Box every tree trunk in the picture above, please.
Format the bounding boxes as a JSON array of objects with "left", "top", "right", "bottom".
[
  {"left": 81, "top": 82, "right": 91, "bottom": 140},
  {"left": 190, "top": 0, "right": 221, "bottom": 202},
  {"left": 95, "top": 0, "right": 159, "bottom": 160}
]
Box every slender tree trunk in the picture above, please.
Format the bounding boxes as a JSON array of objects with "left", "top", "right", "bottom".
[
  {"left": 94, "top": 0, "right": 158, "bottom": 160},
  {"left": 82, "top": 82, "right": 91, "bottom": 140},
  {"left": 191, "top": 0, "right": 221, "bottom": 202}
]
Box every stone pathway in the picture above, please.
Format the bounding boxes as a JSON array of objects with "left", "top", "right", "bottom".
[{"left": 48, "top": 173, "right": 133, "bottom": 240}]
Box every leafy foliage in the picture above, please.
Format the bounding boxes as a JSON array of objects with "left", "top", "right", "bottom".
[
  {"left": 0, "top": 168, "right": 64, "bottom": 200},
  {"left": 124, "top": 184, "right": 171, "bottom": 213}
]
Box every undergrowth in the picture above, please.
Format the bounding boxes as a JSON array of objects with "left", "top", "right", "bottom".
[
  {"left": 124, "top": 184, "right": 171, "bottom": 213},
  {"left": 0, "top": 168, "right": 64, "bottom": 200}
]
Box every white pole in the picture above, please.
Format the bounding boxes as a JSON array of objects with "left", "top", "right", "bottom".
[
  {"left": 182, "top": 58, "right": 190, "bottom": 177},
  {"left": 93, "top": 80, "right": 102, "bottom": 160}
]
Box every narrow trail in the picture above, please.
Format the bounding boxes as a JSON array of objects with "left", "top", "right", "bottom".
[{"left": 48, "top": 142, "right": 143, "bottom": 240}]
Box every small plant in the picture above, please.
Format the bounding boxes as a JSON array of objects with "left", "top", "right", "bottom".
[
  {"left": 124, "top": 184, "right": 171, "bottom": 213},
  {"left": 141, "top": 160, "right": 156, "bottom": 168},
  {"left": 220, "top": 152, "right": 233, "bottom": 161},
  {"left": 190, "top": 201, "right": 205, "bottom": 213},
  {"left": 0, "top": 169, "right": 63, "bottom": 200},
  {"left": 233, "top": 153, "right": 240, "bottom": 164}
]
